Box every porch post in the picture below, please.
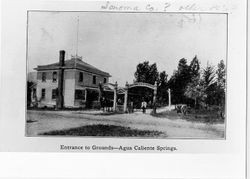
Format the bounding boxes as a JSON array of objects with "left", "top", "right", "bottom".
[
  {"left": 98, "top": 82, "right": 102, "bottom": 102},
  {"left": 113, "top": 81, "right": 118, "bottom": 111},
  {"left": 152, "top": 82, "right": 157, "bottom": 114},
  {"left": 85, "top": 89, "right": 87, "bottom": 101},
  {"left": 123, "top": 82, "right": 129, "bottom": 112}
]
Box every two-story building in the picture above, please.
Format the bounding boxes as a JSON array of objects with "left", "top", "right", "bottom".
[{"left": 34, "top": 51, "right": 111, "bottom": 108}]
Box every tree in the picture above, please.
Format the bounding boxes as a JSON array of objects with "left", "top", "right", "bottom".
[
  {"left": 217, "top": 60, "right": 226, "bottom": 89},
  {"left": 203, "top": 63, "right": 215, "bottom": 87},
  {"left": 177, "top": 58, "right": 191, "bottom": 87},
  {"left": 157, "top": 71, "right": 168, "bottom": 104},
  {"left": 177, "top": 58, "right": 189, "bottom": 73},
  {"left": 215, "top": 60, "right": 226, "bottom": 107},
  {"left": 185, "top": 76, "right": 206, "bottom": 108},
  {"left": 158, "top": 71, "right": 168, "bottom": 87},
  {"left": 184, "top": 56, "right": 202, "bottom": 107},
  {"left": 168, "top": 58, "right": 191, "bottom": 104},
  {"left": 134, "top": 61, "right": 159, "bottom": 85},
  {"left": 189, "top": 55, "right": 200, "bottom": 78},
  {"left": 202, "top": 63, "right": 216, "bottom": 106},
  {"left": 133, "top": 61, "right": 159, "bottom": 107}
]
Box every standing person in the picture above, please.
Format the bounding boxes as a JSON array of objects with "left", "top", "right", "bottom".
[
  {"left": 127, "top": 101, "right": 131, "bottom": 113},
  {"left": 131, "top": 101, "right": 134, "bottom": 113},
  {"left": 141, "top": 99, "right": 147, "bottom": 114},
  {"left": 128, "top": 101, "right": 133, "bottom": 113}
]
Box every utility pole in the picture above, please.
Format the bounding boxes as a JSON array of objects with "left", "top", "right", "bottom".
[{"left": 76, "top": 16, "right": 79, "bottom": 57}]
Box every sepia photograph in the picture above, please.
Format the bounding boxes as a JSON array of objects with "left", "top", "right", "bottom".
[
  {"left": 26, "top": 11, "right": 227, "bottom": 139},
  {"left": 0, "top": 0, "right": 248, "bottom": 177}
]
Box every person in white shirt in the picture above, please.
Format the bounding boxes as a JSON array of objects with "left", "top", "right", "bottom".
[{"left": 141, "top": 99, "right": 147, "bottom": 113}]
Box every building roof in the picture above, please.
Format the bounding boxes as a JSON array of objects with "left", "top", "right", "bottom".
[{"left": 35, "top": 56, "right": 111, "bottom": 77}]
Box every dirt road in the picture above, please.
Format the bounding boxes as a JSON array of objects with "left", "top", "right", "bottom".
[{"left": 26, "top": 110, "right": 225, "bottom": 138}]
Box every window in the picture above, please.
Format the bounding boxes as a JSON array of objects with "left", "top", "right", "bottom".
[
  {"left": 75, "top": 90, "right": 85, "bottom": 100},
  {"left": 93, "top": 75, "right": 96, "bottom": 84},
  {"left": 104, "top": 78, "right": 107, "bottom": 84},
  {"left": 52, "top": 72, "right": 57, "bottom": 82},
  {"left": 52, "top": 88, "right": 58, "bottom": 99},
  {"left": 42, "top": 72, "right": 46, "bottom": 82},
  {"left": 79, "top": 72, "right": 83, "bottom": 82},
  {"left": 41, "top": 89, "right": 46, "bottom": 99}
]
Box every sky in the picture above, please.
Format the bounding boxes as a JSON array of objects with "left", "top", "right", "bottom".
[{"left": 27, "top": 12, "right": 227, "bottom": 85}]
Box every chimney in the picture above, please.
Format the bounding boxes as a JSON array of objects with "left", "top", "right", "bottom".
[
  {"left": 57, "top": 50, "right": 65, "bottom": 109},
  {"left": 59, "top": 50, "right": 65, "bottom": 66}
]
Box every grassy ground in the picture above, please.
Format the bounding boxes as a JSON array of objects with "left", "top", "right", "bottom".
[
  {"left": 40, "top": 124, "right": 164, "bottom": 137},
  {"left": 152, "top": 109, "right": 224, "bottom": 124}
]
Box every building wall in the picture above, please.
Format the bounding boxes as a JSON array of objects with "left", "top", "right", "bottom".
[
  {"left": 75, "top": 69, "right": 109, "bottom": 89},
  {"left": 36, "top": 69, "right": 109, "bottom": 108},
  {"left": 37, "top": 70, "right": 58, "bottom": 81},
  {"left": 36, "top": 70, "right": 59, "bottom": 107},
  {"left": 36, "top": 69, "right": 76, "bottom": 107},
  {"left": 64, "top": 70, "right": 76, "bottom": 107}
]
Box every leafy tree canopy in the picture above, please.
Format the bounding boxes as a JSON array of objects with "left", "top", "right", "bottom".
[
  {"left": 134, "top": 61, "right": 159, "bottom": 85},
  {"left": 216, "top": 60, "right": 226, "bottom": 89},
  {"left": 189, "top": 55, "right": 200, "bottom": 78}
]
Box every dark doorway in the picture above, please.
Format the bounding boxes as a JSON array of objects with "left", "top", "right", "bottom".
[{"left": 86, "top": 89, "right": 99, "bottom": 108}]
